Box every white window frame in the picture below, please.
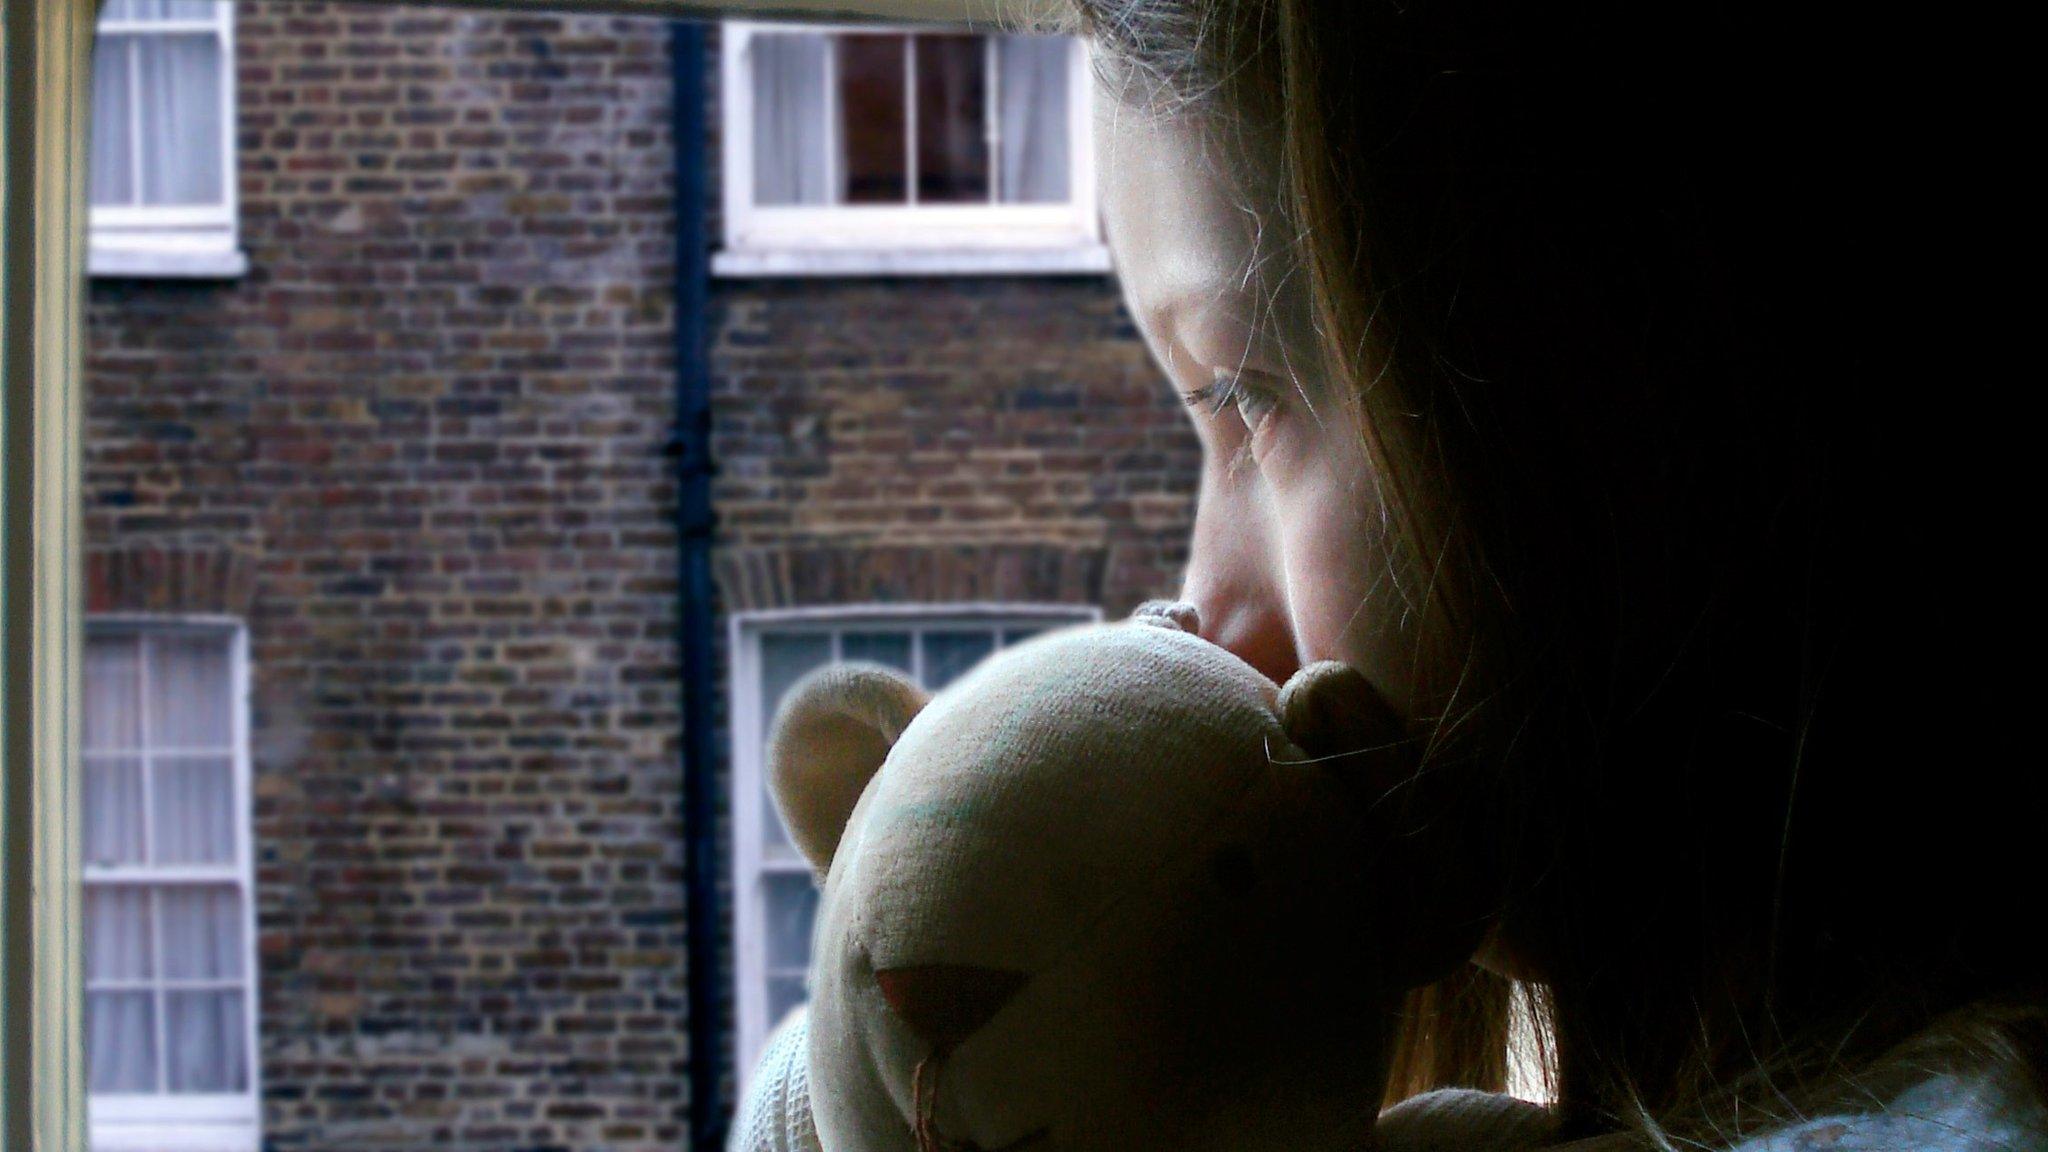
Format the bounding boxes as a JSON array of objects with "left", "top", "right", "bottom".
[
  {"left": 88, "top": 2, "right": 248, "bottom": 279},
  {"left": 83, "top": 617, "right": 260, "bottom": 1152},
  {"left": 716, "top": 24, "right": 1110, "bottom": 277},
  {"left": 728, "top": 604, "right": 1101, "bottom": 1082}
]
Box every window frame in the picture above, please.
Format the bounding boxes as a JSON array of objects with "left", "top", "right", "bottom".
[
  {"left": 727, "top": 603, "right": 1101, "bottom": 1082},
  {"left": 716, "top": 22, "right": 1110, "bottom": 276},
  {"left": 86, "top": 1, "right": 247, "bottom": 280},
  {"left": 80, "top": 617, "right": 260, "bottom": 1152}
]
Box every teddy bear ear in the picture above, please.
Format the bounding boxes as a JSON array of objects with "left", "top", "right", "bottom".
[
  {"left": 1276, "top": 661, "right": 1412, "bottom": 792},
  {"left": 1130, "top": 599, "right": 1202, "bottom": 635},
  {"left": 767, "top": 664, "right": 929, "bottom": 877}
]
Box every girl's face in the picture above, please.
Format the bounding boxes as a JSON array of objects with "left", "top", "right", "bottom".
[{"left": 1093, "top": 75, "right": 1441, "bottom": 717}]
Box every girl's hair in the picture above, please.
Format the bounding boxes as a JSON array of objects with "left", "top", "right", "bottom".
[{"left": 1071, "top": 0, "right": 2041, "bottom": 1140}]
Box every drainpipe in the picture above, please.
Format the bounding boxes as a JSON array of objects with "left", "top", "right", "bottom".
[{"left": 670, "top": 19, "right": 727, "bottom": 1152}]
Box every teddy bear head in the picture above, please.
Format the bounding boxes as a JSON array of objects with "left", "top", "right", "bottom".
[{"left": 764, "top": 611, "right": 1482, "bottom": 1152}]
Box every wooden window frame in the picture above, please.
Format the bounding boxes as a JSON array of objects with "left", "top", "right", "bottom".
[{"left": 0, "top": 2, "right": 1058, "bottom": 1147}]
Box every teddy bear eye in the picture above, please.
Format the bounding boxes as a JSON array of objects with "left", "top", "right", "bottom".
[{"left": 1210, "top": 844, "right": 1259, "bottom": 898}]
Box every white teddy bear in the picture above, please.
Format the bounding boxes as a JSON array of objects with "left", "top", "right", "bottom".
[{"left": 729, "top": 608, "right": 1555, "bottom": 1152}]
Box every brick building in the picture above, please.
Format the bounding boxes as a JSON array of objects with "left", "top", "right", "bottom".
[{"left": 79, "top": 4, "right": 1195, "bottom": 1150}]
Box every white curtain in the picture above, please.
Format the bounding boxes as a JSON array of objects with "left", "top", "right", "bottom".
[
  {"left": 753, "top": 34, "right": 833, "bottom": 206},
  {"left": 136, "top": 32, "right": 225, "bottom": 207},
  {"left": 89, "top": 37, "right": 136, "bottom": 207},
  {"left": 86, "top": 888, "right": 156, "bottom": 1093},
  {"left": 153, "top": 758, "right": 236, "bottom": 865},
  {"left": 997, "top": 35, "right": 1070, "bottom": 204}
]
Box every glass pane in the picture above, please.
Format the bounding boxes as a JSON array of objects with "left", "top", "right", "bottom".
[
  {"left": 759, "top": 632, "right": 834, "bottom": 853},
  {"left": 89, "top": 37, "right": 136, "bottom": 208},
  {"left": 763, "top": 873, "right": 821, "bottom": 969},
  {"left": 1001, "top": 627, "right": 1047, "bottom": 647},
  {"left": 87, "top": 991, "right": 159, "bottom": 1093},
  {"left": 922, "top": 630, "right": 995, "bottom": 689},
  {"left": 759, "top": 633, "right": 834, "bottom": 740},
  {"left": 83, "top": 757, "right": 147, "bottom": 866},
  {"left": 148, "top": 634, "right": 232, "bottom": 748},
  {"left": 752, "top": 33, "right": 833, "bottom": 206},
  {"left": 151, "top": 756, "right": 235, "bottom": 865},
  {"left": 85, "top": 636, "right": 143, "bottom": 751},
  {"left": 111, "top": 0, "right": 220, "bottom": 20},
  {"left": 995, "top": 35, "right": 1071, "bottom": 203},
  {"left": 84, "top": 886, "right": 154, "bottom": 982},
  {"left": 837, "top": 34, "right": 908, "bottom": 204},
  {"left": 840, "top": 630, "right": 912, "bottom": 672},
  {"left": 160, "top": 885, "right": 244, "bottom": 980},
  {"left": 165, "top": 991, "right": 248, "bottom": 1093},
  {"left": 135, "top": 33, "right": 225, "bottom": 208},
  {"left": 916, "top": 35, "right": 991, "bottom": 203},
  {"left": 766, "top": 974, "right": 808, "bottom": 1033}
]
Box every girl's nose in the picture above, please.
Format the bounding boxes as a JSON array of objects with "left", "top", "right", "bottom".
[{"left": 1179, "top": 477, "right": 1300, "bottom": 683}]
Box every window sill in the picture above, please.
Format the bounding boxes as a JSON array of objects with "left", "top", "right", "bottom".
[
  {"left": 88, "top": 243, "right": 249, "bottom": 280},
  {"left": 92, "top": 1121, "right": 258, "bottom": 1152},
  {"left": 712, "top": 245, "right": 1113, "bottom": 278}
]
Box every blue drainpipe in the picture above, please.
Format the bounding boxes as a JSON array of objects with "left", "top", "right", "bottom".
[{"left": 669, "top": 19, "right": 728, "bottom": 1151}]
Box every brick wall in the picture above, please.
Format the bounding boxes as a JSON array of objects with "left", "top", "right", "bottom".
[
  {"left": 706, "top": 279, "right": 1197, "bottom": 616},
  {"left": 86, "top": 5, "right": 686, "bottom": 1148}
]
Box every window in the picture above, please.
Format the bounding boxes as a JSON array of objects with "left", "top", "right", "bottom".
[
  {"left": 82, "top": 623, "right": 258, "bottom": 1152},
  {"left": 89, "top": 1, "right": 245, "bottom": 278},
  {"left": 718, "top": 25, "right": 1107, "bottom": 275},
  {"left": 729, "top": 606, "right": 1099, "bottom": 1080}
]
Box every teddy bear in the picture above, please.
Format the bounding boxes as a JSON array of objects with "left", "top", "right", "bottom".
[{"left": 728, "top": 605, "right": 1556, "bottom": 1152}]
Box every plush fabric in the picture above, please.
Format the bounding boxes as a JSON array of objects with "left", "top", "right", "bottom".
[{"left": 731, "top": 613, "right": 1450, "bottom": 1152}]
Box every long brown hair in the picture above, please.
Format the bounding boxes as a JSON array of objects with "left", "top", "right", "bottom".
[{"left": 1072, "top": 0, "right": 2044, "bottom": 1139}]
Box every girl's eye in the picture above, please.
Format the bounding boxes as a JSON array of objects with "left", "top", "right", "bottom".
[
  {"left": 1184, "top": 371, "right": 1279, "bottom": 436},
  {"left": 1228, "top": 377, "right": 1277, "bottom": 434}
]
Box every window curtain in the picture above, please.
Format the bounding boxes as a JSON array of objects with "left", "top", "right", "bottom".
[
  {"left": 997, "top": 35, "right": 1070, "bottom": 203},
  {"left": 89, "top": 1, "right": 225, "bottom": 209},
  {"left": 752, "top": 34, "right": 833, "bottom": 206}
]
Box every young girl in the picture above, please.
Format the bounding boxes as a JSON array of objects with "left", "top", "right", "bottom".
[{"left": 1074, "top": 0, "right": 2044, "bottom": 1147}]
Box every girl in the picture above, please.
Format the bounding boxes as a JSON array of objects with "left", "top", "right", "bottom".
[{"left": 1075, "top": 0, "right": 2044, "bottom": 1147}]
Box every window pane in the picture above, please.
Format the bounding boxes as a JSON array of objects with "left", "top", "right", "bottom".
[
  {"left": 996, "top": 35, "right": 1071, "bottom": 203},
  {"left": 762, "top": 873, "right": 820, "bottom": 970},
  {"left": 165, "top": 991, "right": 248, "bottom": 1093},
  {"left": 86, "top": 636, "right": 143, "bottom": 751},
  {"left": 1001, "top": 627, "right": 1047, "bottom": 647},
  {"left": 109, "top": 0, "right": 220, "bottom": 20},
  {"left": 915, "top": 36, "right": 990, "bottom": 203},
  {"left": 838, "top": 34, "right": 908, "bottom": 204},
  {"left": 922, "top": 630, "right": 994, "bottom": 689},
  {"left": 152, "top": 756, "right": 235, "bottom": 865},
  {"left": 759, "top": 633, "right": 833, "bottom": 740},
  {"left": 84, "top": 757, "right": 147, "bottom": 866},
  {"left": 135, "top": 33, "right": 225, "bottom": 208},
  {"left": 841, "top": 630, "right": 912, "bottom": 672},
  {"left": 759, "top": 633, "right": 834, "bottom": 853},
  {"left": 148, "top": 634, "right": 232, "bottom": 748},
  {"left": 160, "top": 885, "right": 244, "bottom": 980},
  {"left": 766, "top": 974, "right": 807, "bottom": 1033},
  {"left": 89, "top": 36, "right": 136, "bottom": 208},
  {"left": 87, "top": 991, "right": 159, "bottom": 1093},
  {"left": 753, "top": 34, "right": 833, "bottom": 207},
  {"left": 84, "top": 886, "right": 155, "bottom": 982}
]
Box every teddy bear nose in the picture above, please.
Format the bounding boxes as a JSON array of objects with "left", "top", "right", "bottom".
[{"left": 873, "top": 965, "right": 1027, "bottom": 1051}]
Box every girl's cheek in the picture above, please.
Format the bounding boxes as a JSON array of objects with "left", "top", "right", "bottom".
[{"left": 1268, "top": 429, "right": 1402, "bottom": 698}]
